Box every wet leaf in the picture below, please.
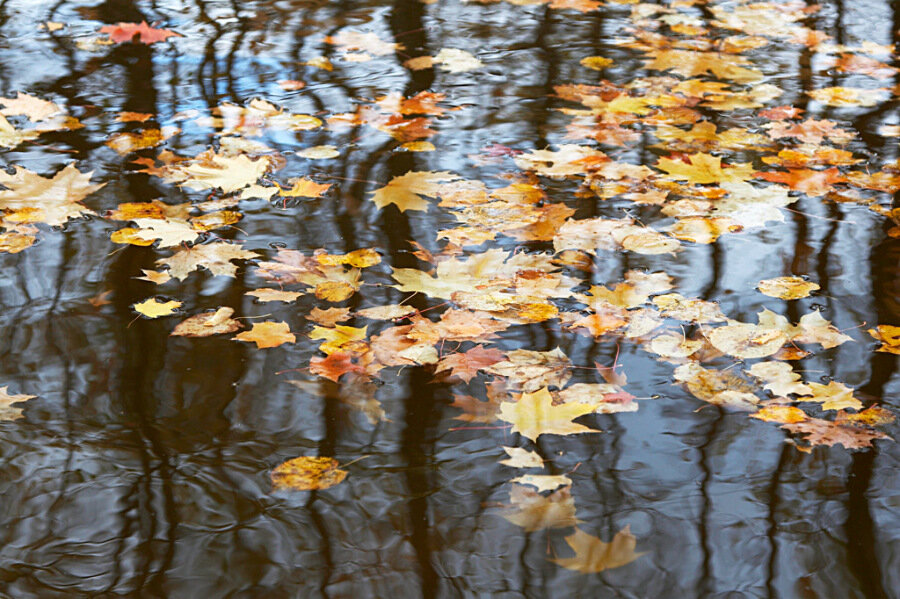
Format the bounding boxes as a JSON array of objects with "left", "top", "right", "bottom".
[
  {"left": 498, "top": 387, "right": 598, "bottom": 441},
  {"left": 234, "top": 321, "right": 296, "bottom": 349},
  {"left": 171, "top": 308, "right": 242, "bottom": 337},
  {"left": 133, "top": 298, "right": 181, "bottom": 318},
  {"left": 550, "top": 527, "right": 646, "bottom": 573},
  {"left": 100, "top": 21, "right": 179, "bottom": 44},
  {"left": 0, "top": 386, "right": 35, "bottom": 421},
  {"left": 758, "top": 276, "right": 819, "bottom": 300},
  {"left": 270, "top": 456, "right": 347, "bottom": 491},
  {"left": 502, "top": 484, "right": 580, "bottom": 531},
  {"left": 499, "top": 447, "right": 544, "bottom": 469}
]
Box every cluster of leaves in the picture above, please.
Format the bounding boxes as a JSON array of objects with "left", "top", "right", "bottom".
[{"left": 3, "top": 0, "right": 900, "bottom": 576}]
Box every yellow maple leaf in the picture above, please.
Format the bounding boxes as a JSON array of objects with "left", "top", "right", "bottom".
[
  {"left": 369, "top": 171, "right": 458, "bottom": 211},
  {"left": 133, "top": 297, "right": 182, "bottom": 318},
  {"left": 234, "top": 321, "right": 296, "bottom": 348},
  {"left": 498, "top": 387, "right": 598, "bottom": 441},
  {"left": 798, "top": 381, "right": 863, "bottom": 411},
  {"left": 657, "top": 153, "right": 754, "bottom": 185}
]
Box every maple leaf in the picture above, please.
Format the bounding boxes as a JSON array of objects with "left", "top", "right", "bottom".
[
  {"left": 797, "top": 382, "right": 863, "bottom": 411},
  {"left": 657, "top": 153, "right": 754, "bottom": 185},
  {"left": 309, "top": 325, "right": 368, "bottom": 355},
  {"left": 808, "top": 86, "right": 888, "bottom": 107},
  {"left": 181, "top": 154, "right": 270, "bottom": 193},
  {"left": 485, "top": 348, "right": 572, "bottom": 392},
  {"left": 674, "top": 363, "right": 760, "bottom": 410},
  {"left": 0, "top": 386, "right": 35, "bottom": 421},
  {"left": 503, "top": 484, "right": 580, "bottom": 532},
  {"left": 133, "top": 297, "right": 181, "bottom": 318},
  {"left": 278, "top": 178, "right": 331, "bottom": 199},
  {"left": 764, "top": 119, "right": 854, "bottom": 145},
  {"left": 234, "top": 321, "right": 295, "bottom": 349},
  {"left": 0, "top": 114, "right": 41, "bottom": 148},
  {"left": 307, "top": 307, "right": 352, "bottom": 327},
  {"left": 510, "top": 474, "right": 572, "bottom": 493},
  {"left": 435, "top": 345, "right": 505, "bottom": 382},
  {"left": 157, "top": 242, "right": 259, "bottom": 281},
  {"left": 0, "top": 92, "right": 62, "bottom": 122},
  {"left": 171, "top": 307, "right": 242, "bottom": 337},
  {"left": 310, "top": 352, "right": 367, "bottom": 382},
  {"left": 270, "top": 456, "right": 347, "bottom": 491},
  {"left": 369, "top": 171, "right": 459, "bottom": 211},
  {"left": 100, "top": 21, "right": 179, "bottom": 44},
  {"left": 868, "top": 325, "right": 900, "bottom": 354},
  {"left": 324, "top": 31, "right": 403, "bottom": 56},
  {"left": 246, "top": 289, "right": 304, "bottom": 303},
  {"left": 550, "top": 527, "right": 646, "bottom": 573},
  {"left": 782, "top": 418, "right": 890, "bottom": 450},
  {"left": 0, "top": 164, "right": 103, "bottom": 227},
  {"left": 643, "top": 49, "right": 762, "bottom": 82},
  {"left": 498, "top": 387, "right": 598, "bottom": 441},
  {"left": 499, "top": 447, "right": 544, "bottom": 469},
  {"left": 747, "top": 362, "right": 811, "bottom": 397},
  {"left": 130, "top": 217, "right": 199, "bottom": 247},
  {"left": 757, "top": 276, "right": 819, "bottom": 300},
  {"left": 356, "top": 304, "right": 416, "bottom": 321},
  {"left": 514, "top": 145, "right": 608, "bottom": 178}
]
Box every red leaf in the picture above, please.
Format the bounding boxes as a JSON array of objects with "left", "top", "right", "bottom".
[{"left": 100, "top": 21, "right": 179, "bottom": 45}]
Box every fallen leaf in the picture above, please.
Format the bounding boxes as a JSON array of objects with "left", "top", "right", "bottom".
[
  {"left": 270, "top": 456, "right": 347, "bottom": 491},
  {"left": 758, "top": 276, "right": 819, "bottom": 300},
  {"left": 133, "top": 298, "right": 181, "bottom": 318},
  {"left": 100, "top": 21, "right": 179, "bottom": 44},
  {"left": 498, "top": 387, "right": 598, "bottom": 441},
  {"left": 502, "top": 484, "right": 580, "bottom": 531},
  {"left": 500, "top": 447, "right": 544, "bottom": 468},
  {"left": 550, "top": 527, "right": 645, "bottom": 573},
  {"left": 234, "top": 321, "right": 296, "bottom": 348},
  {"left": 171, "top": 307, "right": 242, "bottom": 337},
  {"left": 509, "top": 473, "right": 572, "bottom": 493},
  {"left": 0, "top": 386, "right": 35, "bottom": 420}
]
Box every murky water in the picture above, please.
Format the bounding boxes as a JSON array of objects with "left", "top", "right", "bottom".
[{"left": 0, "top": 0, "right": 898, "bottom": 597}]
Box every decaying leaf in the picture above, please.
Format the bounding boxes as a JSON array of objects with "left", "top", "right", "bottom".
[
  {"left": 550, "top": 527, "right": 645, "bottom": 573},
  {"left": 758, "top": 276, "right": 819, "bottom": 300},
  {"left": 171, "top": 307, "right": 242, "bottom": 337},
  {"left": 0, "top": 386, "right": 35, "bottom": 420},
  {"left": 502, "top": 484, "right": 580, "bottom": 531}
]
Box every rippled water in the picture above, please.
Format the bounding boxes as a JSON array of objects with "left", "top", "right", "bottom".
[{"left": 0, "top": 0, "right": 898, "bottom": 597}]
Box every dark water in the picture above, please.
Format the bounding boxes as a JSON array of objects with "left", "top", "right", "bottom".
[{"left": 0, "top": 0, "right": 899, "bottom": 597}]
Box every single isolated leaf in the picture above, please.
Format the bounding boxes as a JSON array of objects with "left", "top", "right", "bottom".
[
  {"left": 498, "top": 387, "right": 598, "bottom": 441},
  {"left": 100, "top": 21, "right": 179, "bottom": 44},
  {"left": 758, "top": 276, "right": 819, "bottom": 300},
  {"left": 0, "top": 386, "right": 36, "bottom": 420},
  {"left": 550, "top": 527, "right": 646, "bottom": 574},
  {"left": 270, "top": 456, "right": 347, "bottom": 491},
  {"left": 499, "top": 447, "right": 544, "bottom": 469},
  {"left": 307, "top": 307, "right": 352, "bottom": 327},
  {"left": 133, "top": 297, "right": 181, "bottom": 318},
  {"left": 747, "top": 362, "right": 811, "bottom": 397},
  {"left": 234, "top": 321, "right": 295, "bottom": 349}
]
